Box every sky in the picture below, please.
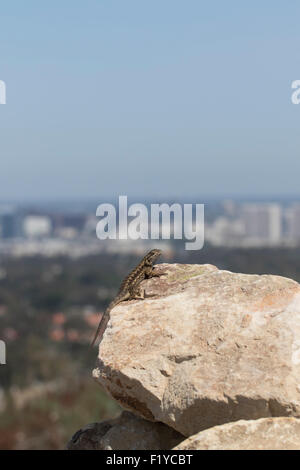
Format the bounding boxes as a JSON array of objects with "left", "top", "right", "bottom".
[{"left": 0, "top": 1, "right": 300, "bottom": 202}]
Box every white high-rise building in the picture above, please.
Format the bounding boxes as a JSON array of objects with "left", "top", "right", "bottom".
[
  {"left": 23, "top": 215, "right": 52, "bottom": 238},
  {"left": 240, "top": 203, "right": 282, "bottom": 246}
]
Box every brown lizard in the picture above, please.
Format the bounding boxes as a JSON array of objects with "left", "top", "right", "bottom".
[{"left": 90, "top": 249, "right": 163, "bottom": 347}]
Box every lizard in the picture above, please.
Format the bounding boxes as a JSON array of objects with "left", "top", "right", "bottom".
[{"left": 90, "top": 248, "right": 163, "bottom": 348}]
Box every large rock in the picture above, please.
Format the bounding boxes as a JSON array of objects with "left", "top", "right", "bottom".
[
  {"left": 93, "top": 263, "right": 300, "bottom": 436},
  {"left": 67, "top": 411, "right": 183, "bottom": 450},
  {"left": 174, "top": 417, "right": 300, "bottom": 450}
]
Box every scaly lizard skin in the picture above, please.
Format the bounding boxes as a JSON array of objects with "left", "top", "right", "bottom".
[{"left": 90, "top": 249, "right": 163, "bottom": 347}]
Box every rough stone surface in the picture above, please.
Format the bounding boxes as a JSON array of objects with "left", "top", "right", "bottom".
[
  {"left": 67, "top": 411, "right": 183, "bottom": 450},
  {"left": 174, "top": 417, "right": 300, "bottom": 450},
  {"left": 93, "top": 263, "right": 300, "bottom": 436}
]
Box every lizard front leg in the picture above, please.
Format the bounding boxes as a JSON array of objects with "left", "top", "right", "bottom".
[
  {"left": 146, "top": 267, "right": 166, "bottom": 278},
  {"left": 129, "top": 285, "right": 145, "bottom": 300}
]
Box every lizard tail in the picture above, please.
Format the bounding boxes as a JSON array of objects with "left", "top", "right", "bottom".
[
  {"left": 90, "top": 310, "right": 110, "bottom": 348},
  {"left": 89, "top": 297, "right": 125, "bottom": 348}
]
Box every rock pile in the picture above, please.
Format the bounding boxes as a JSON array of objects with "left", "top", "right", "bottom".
[{"left": 68, "top": 263, "right": 300, "bottom": 450}]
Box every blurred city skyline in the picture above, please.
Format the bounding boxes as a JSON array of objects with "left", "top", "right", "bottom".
[
  {"left": 1, "top": 198, "right": 300, "bottom": 257},
  {"left": 0, "top": 1, "right": 300, "bottom": 201}
]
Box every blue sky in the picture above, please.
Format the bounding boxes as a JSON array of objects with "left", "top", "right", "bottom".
[{"left": 0, "top": 1, "right": 299, "bottom": 201}]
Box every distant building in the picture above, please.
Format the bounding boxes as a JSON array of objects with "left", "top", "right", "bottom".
[
  {"left": 0, "top": 206, "right": 22, "bottom": 238},
  {"left": 23, "top": 215, "right": 52, "bottom": 238},
  {"left": 222, "top": 199, "right": 237, "bottom": 217},
  {"left": 240, "top": 203, "right": 282, "bottom": 246},
  {"left": 52, "top": 214, "right": 87, "bottom": 234},
  {"left": 1, "top": 213, "right": 15, "bottom": 238},
  {"left": 206, "top": 216, "right": 244, "bottom": 246},
  {"left": 286, "top": 204, "right": 300, "bottom": 243}
]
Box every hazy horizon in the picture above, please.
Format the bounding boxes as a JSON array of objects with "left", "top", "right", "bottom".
[{"left": 2, "top": 193, "right": 300, "bottom": 209}]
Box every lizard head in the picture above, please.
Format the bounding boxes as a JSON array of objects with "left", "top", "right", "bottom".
[{"left": 146, "top": 248, "right": 162, "bottom": 263}]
